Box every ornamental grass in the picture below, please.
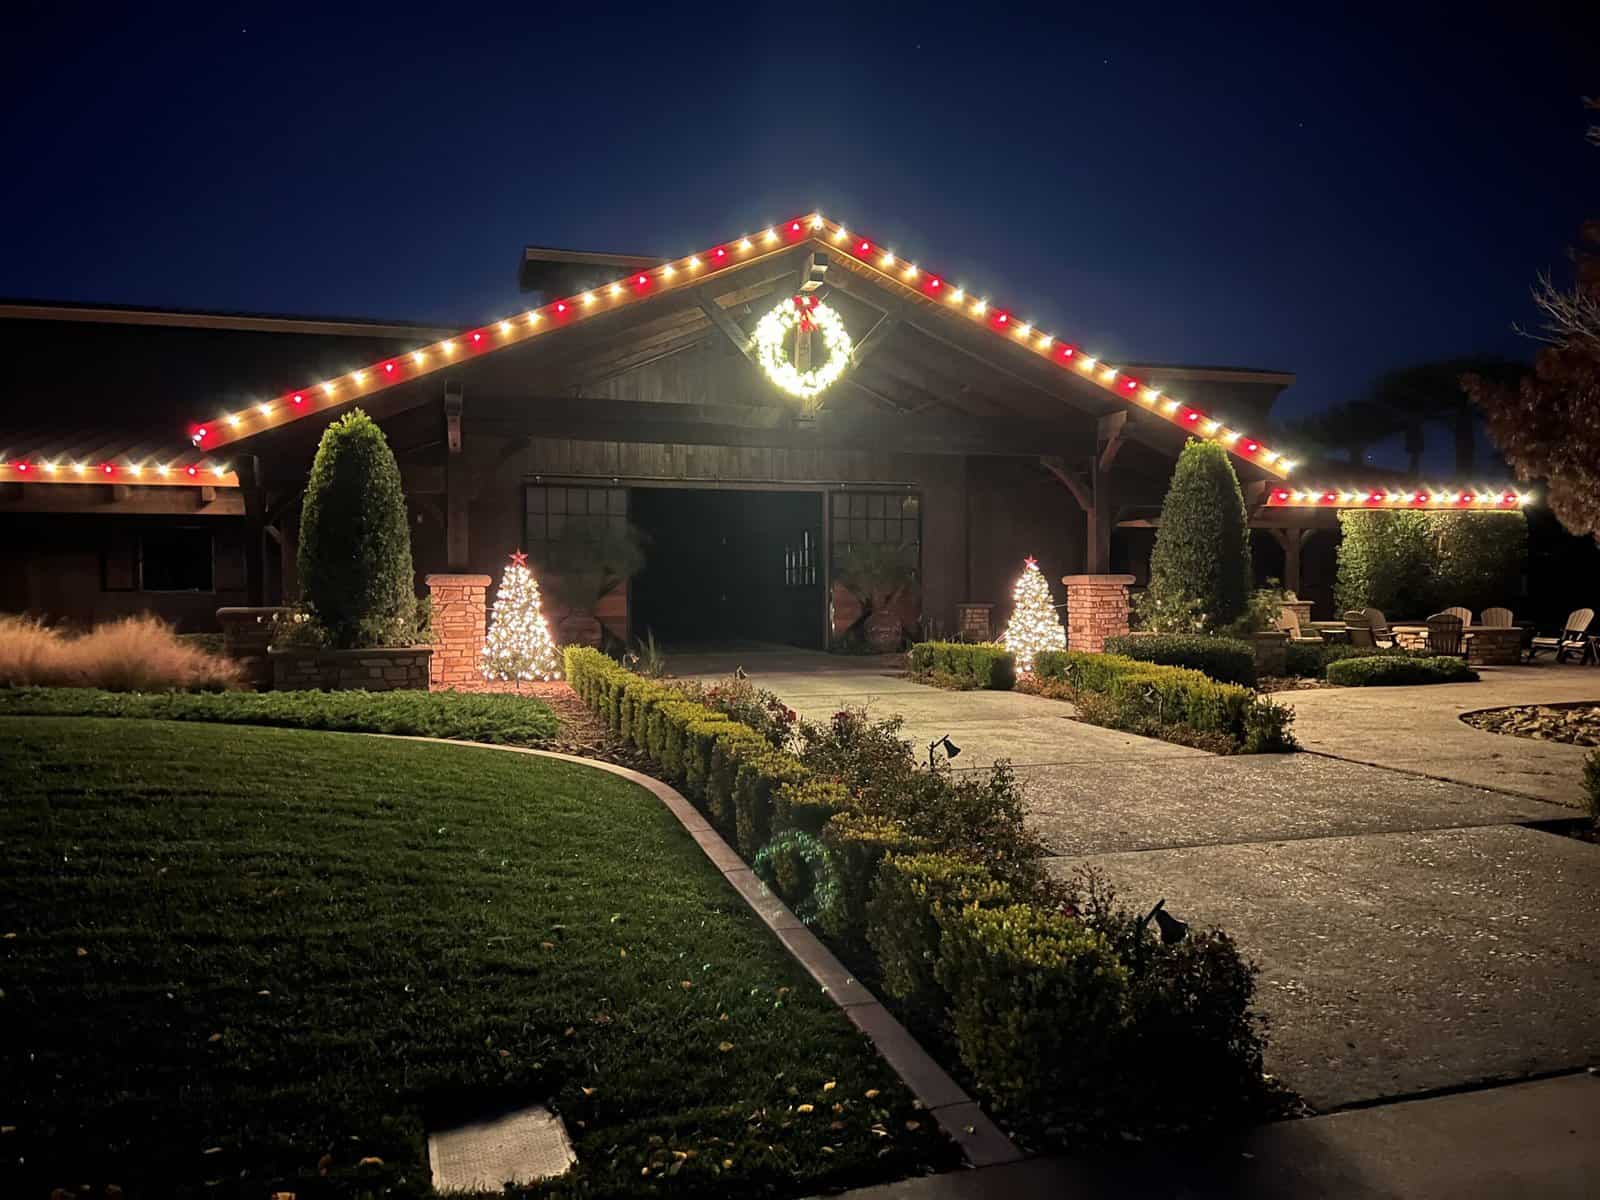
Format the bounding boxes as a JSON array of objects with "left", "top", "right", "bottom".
[{"left": 0, "top": 613, "right": 241, "bottom": 692}]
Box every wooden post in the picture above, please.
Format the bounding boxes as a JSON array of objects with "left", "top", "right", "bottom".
[
  {"left": 1269, "top": 527, "right": 1314, "bottom": 596},
  {"left": 444, "top": 383, "right": 469, "bottom": 570},
  {"left": 239, "top": 455, "right": 266, "bottom": 606}
]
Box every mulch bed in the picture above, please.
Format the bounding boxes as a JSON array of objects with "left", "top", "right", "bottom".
[
  {"left": 438, "top": 678, "right": 657, "bottom": 771},
  {"left": 1462, "top": 702, "right": 1600, "bottom": 747}
]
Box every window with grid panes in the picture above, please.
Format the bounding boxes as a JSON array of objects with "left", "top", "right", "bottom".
[
  {"left": 525, "top": 485, "right": 628, "bottom": 548},
  {"left": 829, "top": 490, "right": 920, "bottom": 569}
]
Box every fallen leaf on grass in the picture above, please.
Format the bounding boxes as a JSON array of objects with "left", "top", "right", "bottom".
[
  {"left": 864, "top": 1089, "right": 879, "bottom": 1099},
  {"left": 822, "top": 1081, "right": 836, "bottom": 1092},
  {"left": 581, "top": 1086, "right": 596, "bottom": 1097},
  {"left": 541, "top": 941, "right": 556, "bottom": 951},
  {"left": 207, "top": 1033, "right": 223, "bottom": 1043},
  {"left": 681, "top": 980, "right": 693, "bottom": 990},
  {"left": 796, "top": 1104, "right": 814, "bottom": 1114},
  {"left": 358, "top": 1156, "right": 383, "bottom": 1166},
  {"left": 718, "top": 1041, "right": 734, "bottom": 1052},
  {"left": 904, "top": 1120, "right": 921, "bottom": 1131},
  {"left": 318, "top": 1153, "right": 333, "bottom": 1175},
  {"left": 76, "top": 947, "right": 88, "bottom": 957},
  {"left": 722, "top": 1157, "right": 734, "bottom": 1169}
]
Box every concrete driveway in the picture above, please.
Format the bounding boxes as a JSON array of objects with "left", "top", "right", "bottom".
[{"left": 673, "top": 645, "right": 1600, "bottom": 1111}]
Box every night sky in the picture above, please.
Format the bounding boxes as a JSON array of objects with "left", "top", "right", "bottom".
[{"left": 4, "top": 4, "right": 1596, "bottom": 464}]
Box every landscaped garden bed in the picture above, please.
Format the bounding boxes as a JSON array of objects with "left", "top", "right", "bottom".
[
  {"left": 1463, "top": 702, "right": 1600, "bottom": 746},
  {"left": 563, "top": 646, "right": 1289, "bottom": 1151},
  {"left": 0, "top": 716, "right": 951, "bottom": 1198}
]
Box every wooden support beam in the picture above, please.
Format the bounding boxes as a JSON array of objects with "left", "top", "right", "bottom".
[
  {"left": 849, "top": 313, "right": 898, "bottom": 370},
  {"left": 444, "top": 380, "right": 464, "bottom": 453},
  {"left": 1268, "top": 526, "right": 1316, "bottom": 596},
  {"left": 1040, "top": 455, "right": 1092, "bottom": 511},
  {"left": 238, "top": 455, "right": 266, "bottom": 606},
  {"left": 444, "top": 388, "right": 469, "bottom": 569},
  {"left": 1097, "top": 411, "right": 1128, "bottom": 473},
  {"left": 695, "top": 289, "right": 759, "bottom": 366}
]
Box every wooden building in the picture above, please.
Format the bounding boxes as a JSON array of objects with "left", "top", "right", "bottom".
[{"left": 2, "top": 213, "right": 1346, "bottom": 649}]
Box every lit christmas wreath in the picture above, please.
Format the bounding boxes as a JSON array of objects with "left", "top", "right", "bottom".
[{"left": 752, "top": 294, "right": 853, "bottom": 402}]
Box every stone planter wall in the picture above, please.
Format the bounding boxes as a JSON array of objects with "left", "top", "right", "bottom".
[
  {"left": 1251, "top": 630, "right": 1289, "bottom": 678},
  {"left": 1282, "top": 598, "right": 1314, "bottom": 628},
  {"left": 1061, "top": 574, "right": 1134, "bottom": 652},
  {"left": 216, "top": 606, "right": 292, "bottom": 689},
  {"left": 425, "top": 574, "right": 491, "bottom": 690},
  {"left": 269, "top": 646, "right": 432, "bottom": 692}
]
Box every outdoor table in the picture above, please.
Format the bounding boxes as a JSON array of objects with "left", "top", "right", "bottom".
[
  {"left": 1392, "top": 624, "right": 1429, "bottom": 651},
  {"left": 1307, "top": 621, "right": 1348, "bottom": 644}
]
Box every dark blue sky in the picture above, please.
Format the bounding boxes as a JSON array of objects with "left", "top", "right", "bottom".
[{"left": 3, "top": 3, "right": 1595, "bottom": 445}]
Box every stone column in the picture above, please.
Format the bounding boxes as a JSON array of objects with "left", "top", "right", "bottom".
[
  {"left": 1060, "top": 574, "right": 1135, "bottom": 653},
  {"left": 425, "top": 573, "right": 491, "bottom": 690}
]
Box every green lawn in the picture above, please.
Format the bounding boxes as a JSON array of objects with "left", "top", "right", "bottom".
[{"left": 0, "top": 717, "right": 951, "bottom": 1198}]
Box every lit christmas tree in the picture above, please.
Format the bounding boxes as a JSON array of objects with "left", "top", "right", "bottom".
[
  {"left": 481, "top": 550, "right": 563, "bottom": 683},
  {"left": 1000, "top": 557, "right": 1065, "bottom": 673}
]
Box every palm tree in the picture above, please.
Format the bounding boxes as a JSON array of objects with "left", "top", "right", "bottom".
[{"left": 1368, "top": 357, "right": 1525, "bottom": 474}]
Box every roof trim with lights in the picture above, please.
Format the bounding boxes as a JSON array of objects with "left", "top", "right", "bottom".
[
  {"left": 165, "top": 212, "right": 1300, "bottom": 478},
  {"left": 1265, "top": 485, "right": 1532, "bottom": 511}
]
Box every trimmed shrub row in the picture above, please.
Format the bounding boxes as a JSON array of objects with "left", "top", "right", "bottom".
[
  {"left": 0, "top": 685, "right": 560, "bottom": 745},
  {"left": 1324, "top": 655, "right": 1480, "bottom": 686},
  {"left": 564, "top": 647, "right": 913, "bottom": 898},
  {"left": 1102, "top": 633, "right": 1256, "bottom": 686},
  {"left": 1032, "top": 650, "right": 1296, "bottom": 753},
  {"left": 565, "top": 646, "right": 1271, "bottom": 1138},
  {"left": 907, "top": 641, "right": 1016, "bottom": 690}
]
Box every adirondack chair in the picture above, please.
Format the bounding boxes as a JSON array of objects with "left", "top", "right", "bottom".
[
  {"left": 1342, "top": 609, "right": 1377, "bottom": 649},
  {"left": 1279, "top": 606, "right": 1324, "bottom": 643},
  {"left": 1363, "top": 607, "right": 1398, "bottom": 648},
  {"left": 1530, "top": 608, "right": 1596, "bottom": 664},
  {"left": 1442, "top": 605, "right": 1474, "bottom": 628},
  {"left": 1480, "top": 607, "right": 1514, "bottom": 627},
  {"left": 1425, "top": 612, "right": 1466, "bottom": 657}
]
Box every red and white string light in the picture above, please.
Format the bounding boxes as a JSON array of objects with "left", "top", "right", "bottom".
[
  {"left": 0, "top": 212, "right": 1531, "bottom": 508},
  {"left": 166, "top": 212, "right": 1300, "bottom": 479},
  {"left": 1265, "top": 486, "right": 1531, "bottom": 510},
  {"left": 0, "top": 456, "right": 237, "bottom": 487}
]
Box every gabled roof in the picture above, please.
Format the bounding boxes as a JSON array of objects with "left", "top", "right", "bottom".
[{"left": 174, "top": 212, "right": 1300, "bottom": 478}]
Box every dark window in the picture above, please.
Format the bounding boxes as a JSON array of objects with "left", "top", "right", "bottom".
[
  {"left": 525, "top": 484, "right": 628, "bottom": 546},
  {"left": 139, "top": 528, "right": 214, "bottom": 592},
  {"left": 829, "top": 489, "right": 921, "bottom": 573}
]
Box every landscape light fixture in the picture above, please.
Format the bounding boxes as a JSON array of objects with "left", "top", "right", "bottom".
[
  {"left": 928, "top": 734, "right": 961, "bottom": 769},
  {"left": 734, "top": 665, "right": 748, "bottom": 681},
  {"left": 1141, "top": 898, "right": 1189, "bottom": 945}
]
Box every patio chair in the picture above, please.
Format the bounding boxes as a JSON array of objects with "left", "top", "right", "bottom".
[
  {"left": 1342, "top": 609, "right": 1377, "bottom": 650},
  {"left": 1425, "top": 612, "right": 1466, "bottom": 658},
  {"left": 1279, "top": 607, "right": 1324, "bottom": 643},
  {"left": 1442, "top": 605, "right": 1474, "bottom": 628},
  {"left": 1480, "top": 607, "right": 1514, "bottom": 628},
  {"left": 1363, "top": 607, "right": 1398, "bottom": 649},
  {"left": 1530, "top": 607, "right": 1596, "bottom": 664}
]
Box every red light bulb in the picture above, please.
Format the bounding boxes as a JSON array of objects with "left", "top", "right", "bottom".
[
  {"left": 1274, "top": 489, "right": 1289, "bottom": 501},
  {"left": 15, "top": 462, "right": 27, "bottom": 472},
  {"left": 929, "top": 277, "right": 942, "bottom": 289},
  {"left": 103, "top": 464, "right": 113, "bottom": 475},
  {"left": 714, "top": 247, "right": 726, "bottom": 259},
  {"left": 636, "top": 274, "right": 648, "bottom": 285},
  {"left": 1059, "top": 345, "right": 1075, "bottom": 358},
  {"left": 858, "top": 240, "right": 871, "bottom": 253},
  {"left": 292, "top": 394, "right": 304, "bottom": 406},
  {"left": 186, "top": 465, "right": 198, "bottom": 477},
  {"left": 1460, "top": 492, "right": 1472, "bottom": 503},
  {"left": 1184, "top": 410, "right": 1200, "bottom": 422},
  {"left": 1244, "top": 440, "right": 1259, "bottom": 452},
  {"left": 471, "top": 332, "right": 482, "bottom": 343},
  {"left": 196, "top": 427, "right": 207, "bottom": 440},
  {"left": 1323, "top": 492, "right": 1338, "bottom": 503},
  {"left": 1370, "top": 491, "right": 1384, "bottom": 502},
  {"left": 555, "top": 302, "right": 567, "bottom": 313},
  {"left": 997, "top": 312, "right": 1009, "bottom": 324},
  {"left": 384, "top": 361, "right": 395, "bottom": 373},
  {"left": 1415, "top": 492, "right": 1428, "bottom": 503},
  {"left": 1124, "top": 379, "right": 1139, "bottom": 391},
  {"left": 789, "top": 221, "right": 801, "bottom": 232}
]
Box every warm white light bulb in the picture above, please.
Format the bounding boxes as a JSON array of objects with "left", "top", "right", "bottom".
[
  {"left": 972, "top": 299, "right": 987, "bottom": 315},
  {"left": 1223, "top": 431, "right": 1240, "bottom": 443},
  {"left": 833, "top": 227, "right": 848, "bottom": 242},
  {"left": 581, "top": 292, "right": 595, "bottom": 305},
  {"left": 443, "top": 340, "right": 456, "bottom": 354},
  {"left": 1079, "top": 356, "right": 1097, "bottom": 370},
  {"left": 227, "top": 414, "right": 240, "bottom": 427},
  {"left": 257, "top": 403, "right": 271, "bottom": 416},
  {"left": 609, "top": 283, "right": 622, "bottom": 296},
  {"left": 213, "top": 465, "right": 226, "bottom": 478},
  {"left": 1018, "top": 323, "right": 1032, "bottom": 337},
  {"left": 738, "top": 238, "right": 753, "bottom": 251},
  {"left": 129, "top": 463, "right": 142, "bottom": 476},
  {"left": 73, "top": 462, "right": 85, "bottom": 474},
  {"left": 950, "top": 287, "right": 964, "bottom": 302},
  {"left": 1203, "top": 419, "right": 1220, "bottom": 434},
  {"left": 903, "top": 264, "right": 919, "bottom": 279},
  {"left": 1037, "top": 335, "right": 1052, "bottom": 349},
  {"left": 880, "top": 252, "right": 895, "bottom": 268},
  {"left": 1162, "top": 398, "right": 1181, "bottom": 413},
  {"left": 413, "top": 350, "right": 426, "bottom": 363},
  {"left": 323, "top": 381, "right": 337, "bottom": 393},
  {"left": 762, "top": 228, "right": 777, "bottom": 244},
  {"left": 157, "top": 464, "right": 170, "bottom": 477},
  {"left": 661, "top": 264, "right": 675, "bottom": 279},
  {"left": 1100, "top": 366, "right": 1117, "bottom": 382}
]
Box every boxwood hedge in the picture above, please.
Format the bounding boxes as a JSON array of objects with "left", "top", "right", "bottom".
[{"left": 1325, "top": 655, "right": 1480, "bottom": 686}]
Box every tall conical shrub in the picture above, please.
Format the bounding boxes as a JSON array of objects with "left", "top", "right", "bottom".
[
  {"left": 1138, "top": 440, "right": 1252, "bottom": 633},
  {"left": 298, "top": 409, "right": 418, "bottom": 648}
]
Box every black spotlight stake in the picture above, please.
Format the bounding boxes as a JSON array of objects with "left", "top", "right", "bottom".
[
  {"left": 1138, "top": 898, "right": 1189, "bottom": 948},
  {"left": 927, "top": 734, "right": 962, "bottom": 770}
]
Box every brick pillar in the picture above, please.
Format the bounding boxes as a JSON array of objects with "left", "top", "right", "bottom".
[
  {"left": 1061, "top": 574, "right": 1134, "bottom": 653},
  {"left": 425, "top": 574, "right": 491, "bottom": 691}
]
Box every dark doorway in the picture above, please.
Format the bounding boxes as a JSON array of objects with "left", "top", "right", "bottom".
[{"left": 630, "top": 487, "right": 824, "bottom": 648}]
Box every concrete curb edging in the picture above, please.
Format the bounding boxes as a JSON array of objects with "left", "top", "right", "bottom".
[{"left": 380, "top": 734, "right": 1024, "bottom": 1169}]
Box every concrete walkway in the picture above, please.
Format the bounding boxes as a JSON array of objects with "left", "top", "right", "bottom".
[
  {"left": 674, "top": 647, "right": 1600, "bottom": 1112},
  {"left": 1279, "top": 665, "right": 1600, "bottom": 806},
  {"left": 838, "top": 1072, "right": 1600, "bottom": 1200}
]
